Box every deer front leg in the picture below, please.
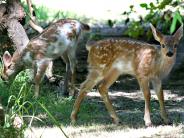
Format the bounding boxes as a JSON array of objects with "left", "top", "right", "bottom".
[
  {"left": 34, "top": 60, "right": 49, "bottom": 98},
  {"left": 138, "top": 79, "right": 152, "bottom": 127},
  {"left": 45, "top": 61, "right": 54, "bottom": 82},
  {"left": 151, "top": 79, "right": 169, "bottom": 125}
]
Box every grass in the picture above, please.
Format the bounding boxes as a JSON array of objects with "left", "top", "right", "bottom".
[{"left": 0, "top": 69, "right": 183, "bottom": 137}]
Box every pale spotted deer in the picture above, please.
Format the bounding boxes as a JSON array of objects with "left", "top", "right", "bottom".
[
  {"left": 71, "top": 24, "right": 183, "bottom": 126},
  {"left": 1, "top": 19, "right": 90, "bottom": 97}
]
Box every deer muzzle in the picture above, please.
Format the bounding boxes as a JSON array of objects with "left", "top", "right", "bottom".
[{"left": 166, "top": 51, "right": 173, "bottom": 57}]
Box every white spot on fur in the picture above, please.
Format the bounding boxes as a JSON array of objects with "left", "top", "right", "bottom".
[
  {"left": 57, "top": 21, "right": 80, "bottom": 47},
  {"left": 47, "top": 43, "right": 67, "bottom": 57},
  {"left": 112, "top": 59, "right": 134, "bottom": 74},
  {"left": 23, "top": 52, "right": 33, "bottom": 63},
  {"left": 36, "top": 59, "right": 50, "bottom": 74},
  {"left": 99, "top": 64, "right": 106, "bottom": 68},
  {"left": 46, "top": 21, "right": 81, "bottom": 57}
]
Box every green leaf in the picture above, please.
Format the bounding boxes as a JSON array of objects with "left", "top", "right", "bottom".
[
  {"left": 149, "top": 2, "right": 155, "bottom": 8},
  {"left": 158, "top": 0, "right": 172, "bottom": 9},
  {"left": 130, "top": 5, "right": 134, "bottom": 9},
  {"left": 170, "top": 18, "right": 177, "bottom": 34},
  {"left": 170, "top": 11, "right": 183, "bottom": 34},
  {"left": 140, "top": 3, "right": 148, "bottom": 8},
  {"left": 175, "top": 11, "right": 183, "bottom": 24}
]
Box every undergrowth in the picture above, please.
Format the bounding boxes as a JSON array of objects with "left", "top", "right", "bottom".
[{"left": 0, "top": 69, "right": 68, "bottom": 138}]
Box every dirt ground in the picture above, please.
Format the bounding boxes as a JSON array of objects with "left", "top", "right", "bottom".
[{"left": 25, "top": 87, "right": 184, "bottom": 138}]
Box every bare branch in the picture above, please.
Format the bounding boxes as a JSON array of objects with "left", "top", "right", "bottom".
[{"left": 26, "top": 0, "right": 43, "bottom": 33}]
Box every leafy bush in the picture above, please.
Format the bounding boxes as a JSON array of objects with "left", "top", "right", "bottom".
[{"left": 123, "top": 0, "right": 183, "bottom": 40}]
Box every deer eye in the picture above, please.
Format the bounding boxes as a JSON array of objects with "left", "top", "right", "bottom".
[
  {"left": 7, "top": 65, "right": 11, "bottom": 69},
  {"left": 7, "top": 64, "right": 14, "bottom": 70},
  {"left": 162, "top": 44, "right": 165, "bottom": 48}
]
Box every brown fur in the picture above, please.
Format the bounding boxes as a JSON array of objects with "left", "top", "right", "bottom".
[{"left": 71, "top": 24, "right": 183, "bottom": 126}]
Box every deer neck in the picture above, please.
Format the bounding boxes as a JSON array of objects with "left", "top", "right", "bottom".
[{"left": 12, "top": 49, "right": 33, "bottom": 69}]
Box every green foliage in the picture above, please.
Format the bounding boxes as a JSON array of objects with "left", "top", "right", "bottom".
[
  {"left": 124, "top": 0, "right": 183, "bottom": 40},
  {"left": 122, "top": 5, "right": 136, "bottom": 22},
  {"left": 107, "top": 20, "right": 116, "bottom": 28},
  {"left": 140, "top": 0, "right": 172, "bottom": 12},
  {"left": 158, "top": 0, "right": 172, "bottom": 9},
  {"left": 124, "top": 21, "right": 144, "bottom": 39},
  {"left": 21, "top": 2, "right": 89, "bottom": 23},
  {"left": 89, "top": 34, "right": 103, "bottom": 41},
  {"left": 140, "top": 2, "right": 157, "bottom": 12},
  {"left": 0, "top": 69, "right": 68, "bottom": 137},
  {"left": 170, "top": 11, "right": 183, "bottom": 34},
  {"left": 34, "top": 6, "right": 50, "bottom": 21},
  {"left": 0, "top": 83, "right": 34, "bottom": 138}
]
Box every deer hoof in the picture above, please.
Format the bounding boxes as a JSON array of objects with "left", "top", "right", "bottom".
[
  {"left": 113, "top": 118, "right": 122, "bottom": 125},
  {"left": 70, "top": 113, "right": 77, "bottom": 125},
  {"left": 145, "top": 122, "right": 153, "bottom": 127},
  {"left": 163, "top": 119, "right": 172, "bottom": 125},
  {"left": 33, "top": 94, "right": 39, "bottom": 99}
]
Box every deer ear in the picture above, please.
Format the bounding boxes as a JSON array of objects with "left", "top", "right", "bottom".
[
  {"left": 150, "top": 23, "right": 163, "bottom": 42},
  {"left": 3, "top": 51, "right": 12, "bottom": 67},
  {"left": 173, "top": 24, "right": 183, "bottom": 42}
]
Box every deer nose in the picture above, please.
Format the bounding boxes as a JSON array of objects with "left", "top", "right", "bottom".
[
  {"left": 166, "top": 51, "right": 173, "bottom": 57},
  {"left": 0, "top": 76, "right": 5, "bottom": 81}
]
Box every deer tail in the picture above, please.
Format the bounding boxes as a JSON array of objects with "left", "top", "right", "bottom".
[{"left": 81, "top": 23, "right": 90, "bottom": 31}]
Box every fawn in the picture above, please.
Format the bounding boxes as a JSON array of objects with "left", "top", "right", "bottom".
[
  {"left": 71, "top": 24, "right": 183, "bottom": 126},
  {"left": 1, "top": 19, "right": 90, "bottom": 97}
]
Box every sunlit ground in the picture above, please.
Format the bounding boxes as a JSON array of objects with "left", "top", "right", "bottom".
[
  {"left": 25, "top": 90, "right": 184, "bottom": 138},
  {"left": 25, "top": 124, "right": 183, "bottom": 138}
]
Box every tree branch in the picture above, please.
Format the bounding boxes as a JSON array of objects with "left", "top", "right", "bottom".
[{"left": 26, "top": 0, "right": 43, "bottom": 33}]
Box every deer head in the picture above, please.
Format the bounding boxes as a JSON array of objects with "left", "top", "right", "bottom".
[
  {"left": 150, "top": 23, "right": 183, "bottom": 57},
  {"left": 1, "top": 51, "right": 23, "bottom": 82}
]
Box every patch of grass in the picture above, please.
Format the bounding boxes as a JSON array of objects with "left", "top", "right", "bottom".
[
  {"left": 0, "top": 81, "right": 34, "bottom": 138},
  {"left": 0, "top": 66, "right": 183, "bottom": 137},
  {"left": 0, "top": 69, "right": 69, "bottom": 137}
]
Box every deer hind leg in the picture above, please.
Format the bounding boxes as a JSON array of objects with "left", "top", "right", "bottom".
[
  {"left": 68, "top": 49, "right": 77, "bottom": 97},
  {"left": 61, "top": 54, "right": 71, "bottom": 97},
  {"left": 34, "top": 60, "right": 49, "bottom": 98},
  {"left": 138, "top": 78, "right": 152, "bottom": 127},
  {"left": 70, "top": 70, "right": 102, "bottom": 124},
  {"left": 151, "top": 79, "right": 169, "bottom": 125},
  {"left": 98, "top": 68, "right": 121, "bottom": 124}
]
